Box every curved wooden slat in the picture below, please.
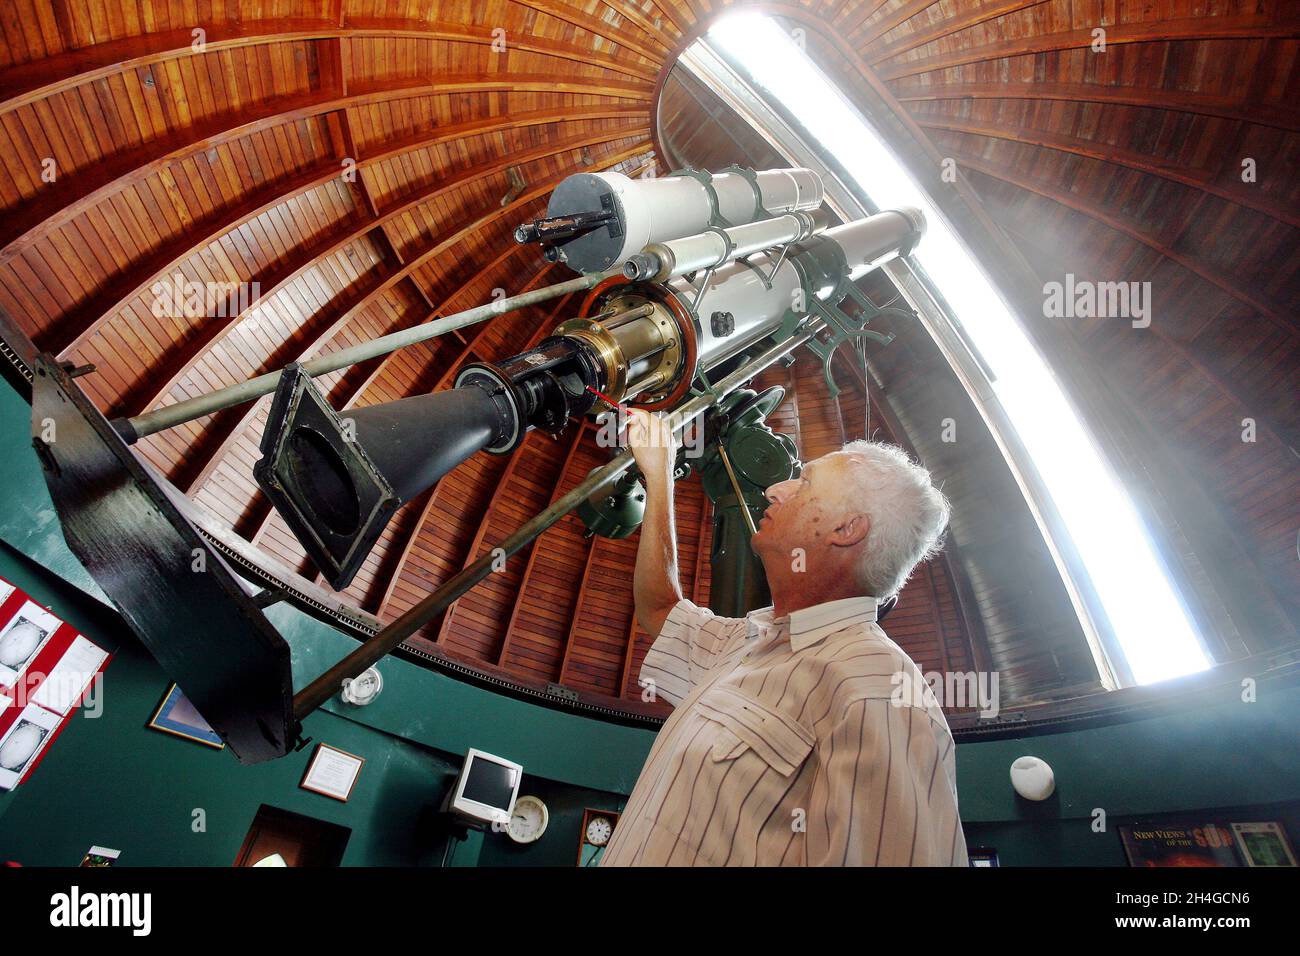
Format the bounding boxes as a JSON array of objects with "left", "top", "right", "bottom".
[
  {"left": 642, "top": 0, "right": 693, "bottom": 36},
  {"left": 918, "top": 115, "right": 1300, "bottom": 228},
  {"left": 850, "top": 0, "right": 940, "bottom": 46},
  {"left": 831, "top": 1, "right": 894, "bottom": 37},
  {"left": 46, "top": 105, "right": 643, "bottom": 362},
  {"left": 335, "top": 79, "right": 431, "bottom": 308},
  {"left": 860, "top": 1, "right": 1043, "bottom": 55},
  {"left": 615, "top": 593, "right": 643, "bottom": 698},
  {"left": 496, "top": 423, "right": 593, "bottom": 666},
  {"left": 433, "top": 425, "right": 557, "bottom": 647},
  {"left": 555, "top": 536, "right": 602, "bottom": 683},
  {"left": 511, "top": 0, "right": 671, "bottom": 61},
  {"left": 0, "top": 15, "right": 659, "bottom": 115},
  {"left": 0, "top": 75, "right": 651, "bottom": 264},
  {"left": 952, "top": 150, "right": 1297, "bottom": 334},
  {"left": 690, "top": 497, "right": 711, "bottom": 605},
  {"left": 877, "top": 13, "right": 1300, "bottom": 81},
  {"left": 891, "top": 82, "right": 1300, "bottom": 133},
  {"left": 585, "top": 0, "right": 683, "bottom": 49}
]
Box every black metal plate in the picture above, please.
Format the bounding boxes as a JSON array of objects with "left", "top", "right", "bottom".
[
  {"left": 252, "top": 364, "right": 398, "bottom": 591},
  {"left": 29, "top": 355, "right": 293, "bottom": 764}
]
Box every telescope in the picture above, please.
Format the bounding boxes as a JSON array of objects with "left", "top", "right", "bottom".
[{"left": 251, "top": 166, "right": 925, "bottom": 590}]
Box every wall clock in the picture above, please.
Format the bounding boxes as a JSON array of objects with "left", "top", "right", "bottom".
[
  {"left": 577, "top": 808, "right": 621, "bottom": 866},
  {"left": 506, "top": 795, "right": 548, "bottom": 844}
]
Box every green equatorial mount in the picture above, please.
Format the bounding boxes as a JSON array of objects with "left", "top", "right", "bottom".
[{"left": 575, "top": 386, "right": 801, "bottom": 618}]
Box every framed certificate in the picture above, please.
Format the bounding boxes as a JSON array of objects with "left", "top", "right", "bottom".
[{"left": 299, "top": 743, "right": 365, "bottom": 802}]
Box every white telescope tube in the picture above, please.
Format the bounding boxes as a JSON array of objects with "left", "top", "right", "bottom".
[
  {"left": 622, "top": 211, "right": 821, "bottom": 282},
  {"left": 538, "top": 166, "right": 824, "bottom": 274},
  {"left": 672, "top": 207, "right": 925, "bottom": 371}
]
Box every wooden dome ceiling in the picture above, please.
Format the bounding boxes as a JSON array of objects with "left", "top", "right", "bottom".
[{"left": 0, "top": 1, "right": 1295, "bottom": 721}]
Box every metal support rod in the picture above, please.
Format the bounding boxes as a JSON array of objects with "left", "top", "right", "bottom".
[
  {"left": 717, "top": 444, "right": 759, "bottom": 537},
  {"left": 764, "top": 241, "right": 792, "bottom": 284},
  {"left": 603, "top": 303, "right": 655, "bottom": 326},
  {"left": 690, "top": 265, "right": 717, "bottom": 312},
  {"left": 291, "top": 318, "right": 826, "bottom": 723},
  {"left": 117, "top": 272, "right": 613, "bottom": 443}
]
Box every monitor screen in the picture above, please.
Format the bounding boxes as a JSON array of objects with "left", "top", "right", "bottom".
[{"left": 462, "top": 755, "right": 517, "bottom": 810}]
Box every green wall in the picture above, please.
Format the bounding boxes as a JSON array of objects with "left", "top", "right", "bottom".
[
  {"left": 0, "top": 540, "right": 631, "bottom": 866},
  {"left": 1, "top": 375, "right": 1297, "bottom": 866},
  {"left": 953, "top": 679, "right": 1300, "bottom": 865}
]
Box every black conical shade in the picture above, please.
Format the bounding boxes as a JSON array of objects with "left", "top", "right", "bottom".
[
  {"left": 343, "top": 387, "right": 502, "bottom": 504},
  {"left": 254, "top": 365, "right": 509, "bottom": 590}
]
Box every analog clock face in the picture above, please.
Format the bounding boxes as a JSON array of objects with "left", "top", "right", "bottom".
[
  {"left": 507, "top": 796, "right": 548, "bottom": 844},
  {"left": 586, "top": 816, "right": 613, "bottom": 846}
]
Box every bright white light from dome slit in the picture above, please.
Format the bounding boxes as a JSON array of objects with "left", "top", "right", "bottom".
[{"left": 707, "top": 12, "right": 1210, "bottom": 685}]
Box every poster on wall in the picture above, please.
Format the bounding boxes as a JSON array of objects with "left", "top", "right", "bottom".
[
  {"left": 31, "top": 635, "right": 109, "bottom": 716},
  {"left": 1119, "top": 822, "right": 1242, "bottom": 867},
  {"left": 0, "top": 600, "right": 62, "bottom": 688},
  {"left": 1231, "top": 822, "right": 1297, "bottom": 867},
  {"left": 0, "top": 578, "right": 113, "bottom": 791},
  {"left": 0, "top": 703, "right": 62, "bottom": 790}
]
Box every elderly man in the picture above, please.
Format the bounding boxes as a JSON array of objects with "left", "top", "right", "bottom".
[{"left": 600, "top": 408, "right": 967, "bottom": 867}]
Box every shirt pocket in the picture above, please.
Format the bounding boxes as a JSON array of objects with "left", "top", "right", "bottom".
[{"left": 695, "top": 684, "right": 816, "bottom": 777}]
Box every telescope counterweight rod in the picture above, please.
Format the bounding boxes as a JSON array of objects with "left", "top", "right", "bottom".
[
  {"left": 120, "top": 272, "right": 611, "bottom": 443},
  {"left": 291, "top": 319, "right": 826, "bottom": 722}
]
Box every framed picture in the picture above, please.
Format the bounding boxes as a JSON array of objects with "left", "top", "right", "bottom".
[
  {"left": 0, "top": 703, "right": 62, "bottom": 790},
  {"left": 0, "top": 600, "right": 61, "bottom": 687},
  {"left": 1231, "top": 822, "right": 1297, "bottom": 867},
  {"left": 1120, "top": 822, "right": 1241, "bottom": 867},
  {"left": 147, "top": 683, "right": 224, "bottom": 749},
  {"left": 299, "top": 744, "right": 365, "bottom": 802}
]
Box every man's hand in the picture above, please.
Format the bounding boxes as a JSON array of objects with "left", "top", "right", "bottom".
[
  {"left": 624, "top": 407, "right": 683, "bottom": 636},
  {"left": 624, "top": 408, "right": 677, "bottom": 481}
]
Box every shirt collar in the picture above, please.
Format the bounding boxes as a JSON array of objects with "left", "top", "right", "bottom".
[{"left": 745, "top": 595, "right": 880, "bottom": 652}]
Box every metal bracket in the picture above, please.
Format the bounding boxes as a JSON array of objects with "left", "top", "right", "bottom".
[
  {"left": 763, "top": 240, "right": 795, "bottom": 285},
  {"left": 717, "top": 164, "right": 770, "bottom": 224},
  {"left": 805, "top": 299, "right": 898, "bottom": 399},
  {"left": 668, "top": 167, "right": 729, "bottom": 228},
  {"left": 690, "top": 265, "right": 718, "bottom": 311}
]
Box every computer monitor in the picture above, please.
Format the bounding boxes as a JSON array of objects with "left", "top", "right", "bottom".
[{"left": 443, "top": 748, "right": 523, "bottom": 826}]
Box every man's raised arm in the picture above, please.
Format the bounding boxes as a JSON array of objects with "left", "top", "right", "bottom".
[{"left": 624, "top": 409, "right": 683, "bottom": 637}]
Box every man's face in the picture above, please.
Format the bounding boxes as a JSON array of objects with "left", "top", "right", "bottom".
[{"left": 752, "top": 453, "right": 866, "bottom": 568}]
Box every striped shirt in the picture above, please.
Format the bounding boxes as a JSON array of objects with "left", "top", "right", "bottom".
[{"left": 600, "top": 596, "right": 967, "bottom": 866}]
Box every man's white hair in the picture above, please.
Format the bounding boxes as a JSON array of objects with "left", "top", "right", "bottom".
[{"left": 831, "top": 441, "right": 950, "bottom": 601}]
